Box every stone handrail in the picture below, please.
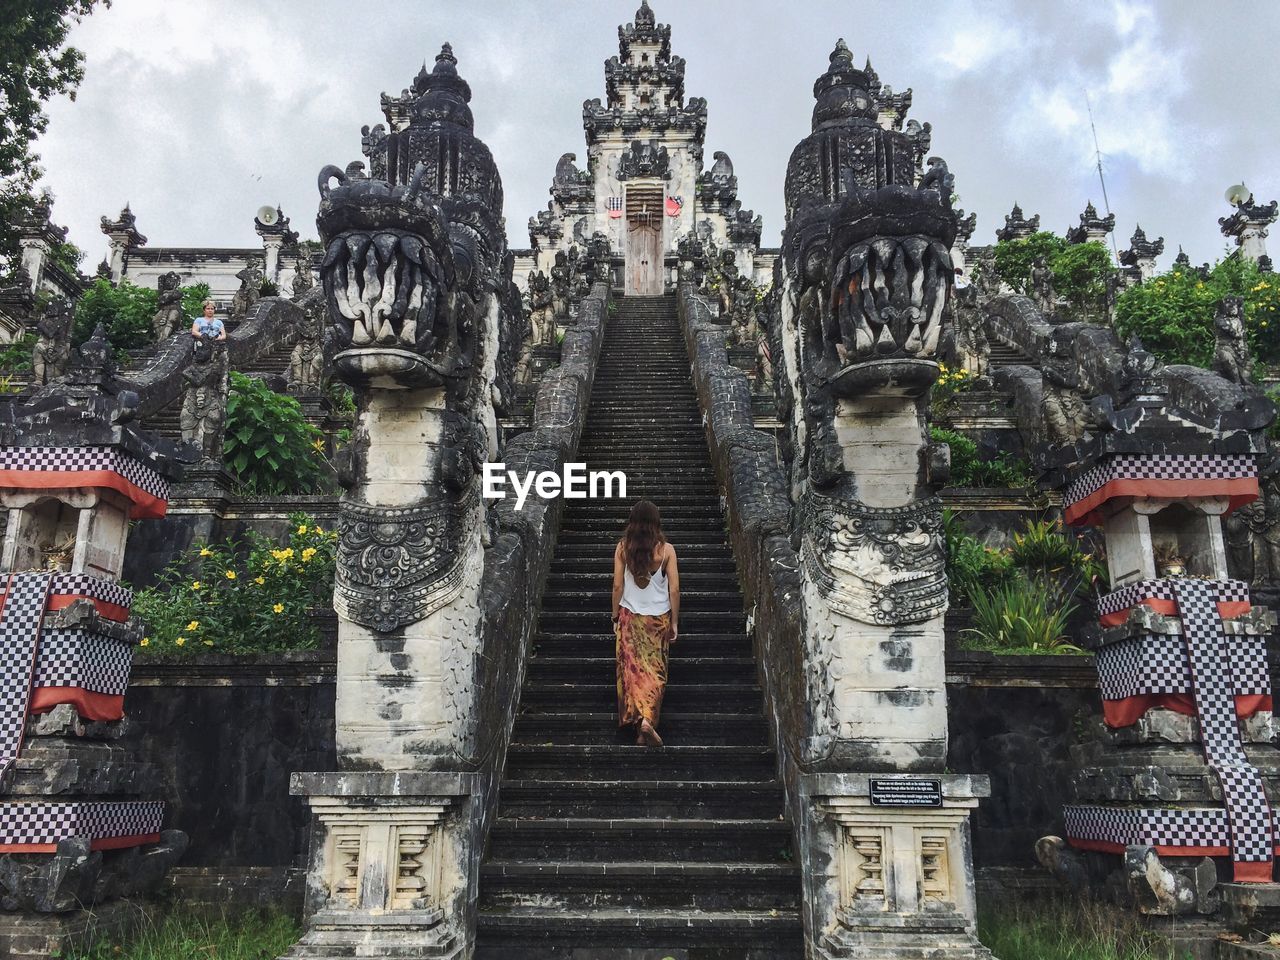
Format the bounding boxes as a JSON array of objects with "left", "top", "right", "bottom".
[
  {"left": 674, "top": 280, "right": 812, "bottom": 790},
  {"left": 122, "top": 296, "right": 302, "bottom": 420}
]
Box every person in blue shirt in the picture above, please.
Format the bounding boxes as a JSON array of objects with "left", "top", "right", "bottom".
[{"left": 190, "top": 300, "right": 226, "bottom": 341}]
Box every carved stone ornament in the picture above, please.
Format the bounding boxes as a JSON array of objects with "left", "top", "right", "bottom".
[
  {"left": 334, "top": 489, "right": 477, "bottom": 632},
  {"left": 800, "top": 491, "right": 947, "bottom": 625}
]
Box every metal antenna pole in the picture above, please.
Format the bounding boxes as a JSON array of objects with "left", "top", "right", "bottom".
[{"left": 1085, "top": 91, "right": 1120, "bottom": 260}]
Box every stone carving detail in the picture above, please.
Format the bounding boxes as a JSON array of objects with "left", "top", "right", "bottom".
[
  {"left": 1212, "top": 295, "right": 1254, "bottom": 385},
  {"left": 230, "top": 258, "right": 263, "bottom": 321},
  {"left": 850, "top": 831, "right": 886, "bottom": 902},
  {"left": 1030, "top": 255, "right": 1055, "bottom": 315},
  {"left": 527, "top": 271, "right": 556, "bottom": 345},
  {"left": 920, "top": 834, "right": 952, "bottom": 902},
  {"left": 31, "top": 299, "right": 74, "bottom": 386},
  {"left": 292, "top": 257, "right": 315, "bottom": 297},
  {"left": 333, "top": 491, "right": 476, "bottom": 633},
  {"left": 179, "top": 336, "right": 229, "bottom": 461},
  {"left": 288, "top": 292, "right": 326, "bottom": 396},
  {"left": 1227, "top": 472, "right": 1280, "bottom": 588},
  {"left": 152, "top": 271, "right": 184, "bottom": 341},
  {"left": 1042, "top": 335, "right": 1090, "bottom": 446},
  {"left": 616, "top": 138, "right": 670, "bottom": 181},
  {"left": 800, "top": 492, "right": 948, "bottom": 626},
  {"left": 949, "top": 281, "right": 989, "bottom": 381}
]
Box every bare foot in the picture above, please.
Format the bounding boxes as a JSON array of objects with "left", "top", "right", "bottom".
[{"left": 638, "top": 719, "right": 663, "bottom": 748}]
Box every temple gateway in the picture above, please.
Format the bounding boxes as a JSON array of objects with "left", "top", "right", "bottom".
[{"left": 2, "top": 3, "right": 1280, "bottom": 959}]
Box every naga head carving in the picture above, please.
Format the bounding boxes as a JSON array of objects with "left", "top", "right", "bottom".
[
  {"left": 780, "top": 40, "right": 957, "bottom": 400},
  {"left": 315, "top": 44, "right": 506, "bottom": 393}
]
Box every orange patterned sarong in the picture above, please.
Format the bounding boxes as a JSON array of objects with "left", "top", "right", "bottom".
[{"left": 615, "top": 607, "right": 672, "bottom": 727}]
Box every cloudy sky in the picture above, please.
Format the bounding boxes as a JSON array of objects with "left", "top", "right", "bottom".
[{"left": 33, "top": 0, "right": 1279, "bottom": 271}]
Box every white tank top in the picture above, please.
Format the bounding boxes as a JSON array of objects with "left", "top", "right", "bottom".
[{"left": 620, "top": 544, "right": 671, "bottom": 615}]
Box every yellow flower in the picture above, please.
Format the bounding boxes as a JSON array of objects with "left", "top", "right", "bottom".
[
  {"left": 140, "top": 637, "right": 150, "bottom": 647},
  {"left": 311, "top": 439, "right": 325, "bottom": 452},
  {"left": 199, "top": 547, "right": 212, "bottom": 557},
  {"left": 273, "top": 603, "right": 284, "bottom": 614},
  {"left": 225, "top": 570, "right": 237, "bottom": 580},
  {"left": 301, "top": 547, "right": 316, "bottom": 562},
  {"left": 186, "top": 620, "right": 200, "bottom": 632},
  {"left": 297, "top": 524, "right": 308, "bottom": 535},
  {"left": 176, "top": 637, "right": 187, "bottom": 647},
  {"left": 314, "top": 527, "right": 324, "bottom": 536},
  {"left": 191, "top": 581, "right": 202, "bottom": 591},
  {"left": 254, "top": 576, "right": 265, "bottom": 586}
]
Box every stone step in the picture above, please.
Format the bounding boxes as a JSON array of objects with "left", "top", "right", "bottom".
[
  {"left": 541, "top": 592, "right": 743, "bottom": 614},
  {"left": 526, "top": 656, "right": 756, "bottom": 683},
  {"left": 543, "top": 572, "right": 740, "bottom": 590},
  {"left": 503, "top": 743, "right": 776, "bottom": 781},
  {"left": 537, "top": 611, "right": 745, "bottom": 633},
  {"left": 533, "top": 633, "right": 753, "bottom": 659},
  {"left": 478, "top": 859, "right": 800, "bottom": 911},
  {"left": 511, "top": 711, "right": 768, "bottom": 746},
  {"left": 474, "top": 907, "right": 803, "bottom": 960},
  {"left": 519, "top": 682, "right": 761, "bottom": 714},
  {"left": 486, "top": 817, "right": 791, "bottom": 862},
  {"left": 497, "top": 779, "right": 786, "bottom": 819}
]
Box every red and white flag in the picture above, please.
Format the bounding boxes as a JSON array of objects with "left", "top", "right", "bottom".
[{"left": 665, "top": 195, "right": 683, "bottom": 217}]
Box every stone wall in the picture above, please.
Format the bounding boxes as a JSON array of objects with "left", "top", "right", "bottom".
[{"left": 120, "top": 648, "right": 1107, "bottom": 896}]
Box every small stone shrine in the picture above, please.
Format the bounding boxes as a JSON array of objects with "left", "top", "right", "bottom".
[
  {"left": 0, "top": 339, "right": 189, "bottom": 957},
  {"left": 1038, "top": 346, "right": 1280, "bottom": 927}
]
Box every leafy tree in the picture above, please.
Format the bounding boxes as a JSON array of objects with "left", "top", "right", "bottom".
[
  {"left": 990, "top": 232, "right": 1067, "bottom": 294},
  {"left": 1114, "top": 257, "right": 1280, "bottom": 369},
  {"left": 989, "top": 231, "right": 1116, "bottom": 310},
  {"left": 73, "top": 277, "right": 209, "bottom": 350},
  {"left": 0, "top": 1, "right": 111, "bottom": 273}
]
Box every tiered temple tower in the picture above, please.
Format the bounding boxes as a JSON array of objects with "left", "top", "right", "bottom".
[{"left": 524, "top": 1, "right": 768, "bottom": 294}]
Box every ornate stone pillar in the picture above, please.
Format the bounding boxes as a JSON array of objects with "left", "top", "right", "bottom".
[
  {"left": 16, "top": 197, "right": 67, "bottom": 297},
  {"left": 253, "top": 206, "right": 297, "bottom": 286},
  {"left": 282, "top": 44, "right": 515, "bottom": 959},
  {"left": 1220, "top": 191, "right": 1278, "bottom": 264},
  {"left": 98, "top": 206, "right": 147, "bottom": 284},
  {"left": 1119, "top": 225, "right": 1165, "bottom": 282},
  {"left": 771, "top": 40, "right": 991, "bottom": 959}
]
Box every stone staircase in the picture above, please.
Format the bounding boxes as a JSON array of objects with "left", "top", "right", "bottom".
[{"left": 475, "top": 295, "right": 804, "bottom": 959}]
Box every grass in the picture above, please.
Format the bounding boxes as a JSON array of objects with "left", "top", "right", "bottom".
[
  {"left": 65, "top": 905, "right": 301, "bottom": 960},
  {"left": 979, "top": 898, "right": 1178, "bottom": 960}
]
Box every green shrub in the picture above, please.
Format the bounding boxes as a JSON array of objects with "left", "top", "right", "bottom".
[
  {"left": 930, "top": 362, "right": 978, "bottom": 420},
  {"left": 932, "top": 427, "right": 1032, "bottom": 488},
  {"left": 1009, "top": 518, "right": 1107, "bottom": 600},
  {"left": 74, "top": 277, "right": 210, "bottom": 350},
  {"left": 67, "top": 905, "right": 301, "bottom": 960},
  {"left": 224, "top": 372, "right": 326, "bottom": 495},
  {"left": 0, "top": 332, "right": 36, "bottom": 373},
  {"left": 1114, "top": 257, "right": 1280, "bottom": 369},
  {"left": 962, "top": 577, "right": 1081, "bottom": 654},
  {"left": 943, "top": 509, "right": 1015, "bottom": 606},
  {"left": 979, "top": 897, "right": 1175, "bottom": 960},
  {"left": 132, "top": 514, "right": 336, "bottom": 656}
]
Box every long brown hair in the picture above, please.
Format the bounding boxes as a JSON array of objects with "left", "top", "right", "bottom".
[{"left": 621, "top": 500, "right": 665, "bottom": 587}]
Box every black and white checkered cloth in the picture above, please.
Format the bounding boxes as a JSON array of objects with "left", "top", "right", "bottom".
[
  {"left": 0, "top": 446, "right": 169, "bottom": 503},
  {"left": 34, "top": 628, "right": 133, "bottom": 696},
  {"left": 1065, "top": 804, "right": 1233, "bottom": 849},
  {"left": 0, "top": 574, "right": 133, "bottom": 616},
  {"left": 1065, "top": 454, "right": 1256, "bottom": 511},
  {"left": 1097, "top": 631, "right": 1269, "bottom": 701},
  {"left": 0, "top": 573, "right": 53, "bottom": 779},
  {"left": 1098, "top": 579, "right": 1251, "bottom": 619},
  {"left": 0, "top": 800, "right": 163, "bottom": 847},
  {"left": 1173, "top": 578, "right": 1276, "bottom": 866}
]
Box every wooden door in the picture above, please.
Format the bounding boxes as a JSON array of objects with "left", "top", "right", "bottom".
[
  {"left": 626, "top": 223, "right": 662, "bottom": 296},
  {"left": 624, "top": 182, "right": 665, "bottom": 296}
]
